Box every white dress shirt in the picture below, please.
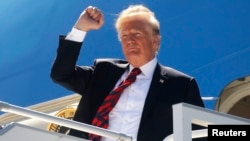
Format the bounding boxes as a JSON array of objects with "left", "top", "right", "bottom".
[
  {"left": 102, "top": 59, "right": 157, "bottom": 141},
  {"left": 66, "top": 28, "right": 157, "bottom": 141}
]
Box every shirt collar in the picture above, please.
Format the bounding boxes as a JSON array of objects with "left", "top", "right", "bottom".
[{"left": 129, "top": 57, "right": 157, "bottom": 79}]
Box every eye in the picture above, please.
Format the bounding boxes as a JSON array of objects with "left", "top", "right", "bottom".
[
  {"left": 134, "top": 32, "right": 142, "bottom": 37},
  {"left": 120, "top": 34, "right": 128, "bottom": 40},
  {"left": 122, "top": 35, "right": 128, "bottom": 39}
]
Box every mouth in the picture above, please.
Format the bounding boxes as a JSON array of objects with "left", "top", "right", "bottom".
[
  {"left": 126, "top": 44, "right": 138, "bottom": 50},
  {"left": 123, "top": 43, "right": 140, "bottom": 54},
  {"left": 127, "top": 46, "right": 138, "bottom": 53}
]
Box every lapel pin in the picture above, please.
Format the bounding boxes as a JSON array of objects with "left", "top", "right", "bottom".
[{"left": 159, "top": 79, "right": 164, "bottom": 83}]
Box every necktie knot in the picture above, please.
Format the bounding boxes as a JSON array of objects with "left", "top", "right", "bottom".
[
  {"left": 124, "top": 68, "right": 141, "bottom": 83},
  {"left": 131, "top": 67, "right": 141, "bottom": 75}
]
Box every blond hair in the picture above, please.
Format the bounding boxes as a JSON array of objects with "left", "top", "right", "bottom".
[{"left": 115, "top": 5, "right": 160, "bottom": 35}]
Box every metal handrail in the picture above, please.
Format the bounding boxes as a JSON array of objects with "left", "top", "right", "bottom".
[
  {"left": 0, "top": 101, "right": 132, "bottom": 141},
  {"left": 169, "top": 103, "right": 250, "bottom": 141},
  {"left": 164, "top": 129, "right": 207, "bottom": 141}
]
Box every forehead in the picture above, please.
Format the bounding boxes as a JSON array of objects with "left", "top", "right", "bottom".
[{"left": 119, "top": 15, "right": 151, "bottom": 31}]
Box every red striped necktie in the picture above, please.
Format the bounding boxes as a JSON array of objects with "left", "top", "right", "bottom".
[{"left": 89, "top": 68, "right": 142, "bottom": 141}]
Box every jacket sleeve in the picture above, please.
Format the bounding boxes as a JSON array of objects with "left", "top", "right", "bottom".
[
  {"left": 185, "top": 78, "right": 205, "bottom": 107},
  {"left": 50, "top": 36, "right": 93, "bottom": 95}
]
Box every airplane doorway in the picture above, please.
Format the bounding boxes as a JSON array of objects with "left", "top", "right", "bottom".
[{"left": 215, "top": 76, "right": 250, "bottom": 119}]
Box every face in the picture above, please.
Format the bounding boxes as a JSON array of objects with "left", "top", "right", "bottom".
[{"left": 118, "top": 15, "right": 159, "bottom": 67}]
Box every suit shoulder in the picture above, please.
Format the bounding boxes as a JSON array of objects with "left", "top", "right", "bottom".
[
  {"left": 161, "top": 65, "right": 194, "bottom": 79},
  {"left": 94, "top": 58, "right": 128, "bottom": 67}
]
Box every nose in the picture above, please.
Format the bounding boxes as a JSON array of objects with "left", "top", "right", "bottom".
[
  {"left": 125, "top": 34, "right": 135, "bottom": 43},
  {"left": 127, "top": 36, "right": 133, "bottom": 42}
]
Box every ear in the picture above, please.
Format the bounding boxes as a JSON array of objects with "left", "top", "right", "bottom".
[{"left": 152, "top": 35, "right": 161, "bottom": 50}]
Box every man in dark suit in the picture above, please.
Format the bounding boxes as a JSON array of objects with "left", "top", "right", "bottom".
[{"left": 50, "top": 5, "right": 205, "bottom": 141}]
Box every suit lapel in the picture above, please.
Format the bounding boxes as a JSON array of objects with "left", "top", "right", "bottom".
[
  {"left": 106, "top": 63, "right": 128, "bottom": 91},
  {"left": 137, "top": 63, "right": 169, "bottom": 138}
]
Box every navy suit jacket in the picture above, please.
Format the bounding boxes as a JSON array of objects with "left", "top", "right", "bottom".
[{"left": 50, "top": 37, "right": 205, "bottom": 141}]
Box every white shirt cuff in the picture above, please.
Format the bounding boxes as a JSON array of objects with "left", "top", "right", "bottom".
[{"left": 65, "top": 28, "right": 87, "bottom": 42}]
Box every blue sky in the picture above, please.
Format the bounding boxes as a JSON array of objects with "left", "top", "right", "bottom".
[{"left": 0, "top": 0, "right": 250, "bottom": 111}]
